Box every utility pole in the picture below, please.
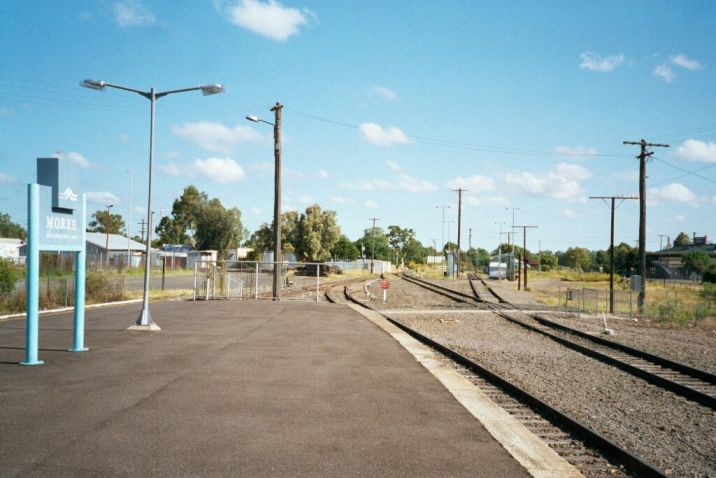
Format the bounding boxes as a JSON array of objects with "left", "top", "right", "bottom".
[
  {"left": 506, "top": 207, "right": 520, "bottom": 281},
  {"left": 623, "top": 139, "right": 669, "bottom": 311},
  {"left": 513, "top": 225, "right": 537, "bottom": 290},
  {"left": 271, "top": 102, "right": 283, "bottom": 300},
  {"left": 369, "top": 217, "right": 379, "bottom": 274},
  {"left": 468, "top": 227, "right": 472, "bottom": 273},
  {"left": 138, "top": 219, "right": 147, "bottom": 243},
  {"left": 435, "top": 205, "right": 451, "bottom": 252},
  {"left": 105, "top": 204, "right": 114, "bottom": 268},
  {"left": 452, "top": 188, "right": 467, "bottom": 278},
  {"left": 589, "top": 195, "right": 638, "bottom": 313}
]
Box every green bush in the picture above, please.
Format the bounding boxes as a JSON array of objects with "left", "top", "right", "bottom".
[
  {"left": 701, "top": 283, "right": 716, "bottom": 302},
  {"left": 0, "top": 259, "right": 18, "bottom": 295},
  {"left": 649, "top": 300, "right": 692, "bottom": 325}
]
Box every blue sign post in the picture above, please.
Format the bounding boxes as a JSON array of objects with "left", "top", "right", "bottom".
[{"left": 21, "top": 157, "right": 87, "bottom": 366}]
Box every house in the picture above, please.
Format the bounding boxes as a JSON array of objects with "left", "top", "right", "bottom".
[
  {"left": 0, "top": 238, "right": 25, "bottom": 264},
  {"left": 85, "top": 232, "right": 152, "bottom": 268},
  {"left": 648, "top": 236, "right": 716, "bottom": 279}
]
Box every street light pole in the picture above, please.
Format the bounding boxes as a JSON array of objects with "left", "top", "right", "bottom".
[
  {"left": 105, "top": 204, "right": 113, "bottom": 268},
  {"left": 82, "top": 79, "right": 224, "bottom": 329},
  {"left": 435, "top": 205, "right": 451, "bottom": 252},
  {"left": 369, "top": 217, "right": 380, "bottom": 274},
  {"left": 246, "top": 102, "right": 283, "bottom": 300},
  {"left": 127, "top": 170, "right": 132, "bottom": 268}
]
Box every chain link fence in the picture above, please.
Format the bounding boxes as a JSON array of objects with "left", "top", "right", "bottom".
[{"left": 558, "top": 286, "right": 636, "bottom": 318}]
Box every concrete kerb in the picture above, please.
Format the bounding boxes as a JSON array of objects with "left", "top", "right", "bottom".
[
  {"left": 0, "top": 298, "right": 144, "bottom": 322},
  {"left": 347, "top": 303, "right": 583, "bottom": 478}
]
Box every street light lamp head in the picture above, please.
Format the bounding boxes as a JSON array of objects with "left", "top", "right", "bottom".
[
  {"left": 245, "top": 115, "right": 260, "bottom": 123},
  {"left": 81, "top": 79, "right": 106, "bottom": 91},
  {"left": 200, "top": 84, "right": 225, "bottom": 96}
]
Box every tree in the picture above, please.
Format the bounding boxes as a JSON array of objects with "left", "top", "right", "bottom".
[
  {"left": 674, "top": 232, "right": 691, "bottom": 247},
  {"left": 612, "top": 242, "right": 638, "bottom": 276},
  {"left": 356, "top": 227, "right": 390, "bottom": 261},
  {"left": 540, "top": 251, "right": 558, "bottom": 271},
  {"left": 155, "top": 216, "right": 185, "bottom": 245},
  {"left": 0, "top": 213, "right": 27, "bottom": 240},
  {"left": 682, "top": 251, "right": 714, "bottom": 278},
  {"left": 563, "top": 247, "right": 591, "bottom": 270},
  {"left": 170, "top": 185, "right": 208, "bottom": 245},
  {"left": 295, "top": 204, "right": 341, "bottom": 262},
  {"left": 87, "top": 209, "right": 125, "bottom": 234},
  {"left": 331, "top": 235, "right": 360, "bottom": 260},
  {"left": 387, "top": 225, "right": 416, "bottom": 265},
  {"left": 403, "top": 238, "right": 428, "bottom": 265},
  {"left": 193, "top": 199, "right": 243, "bottom": 259}
]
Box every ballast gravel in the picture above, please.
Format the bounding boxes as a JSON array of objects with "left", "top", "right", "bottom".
[{"left": 355, "top": 277, "right": 716, "bottom": 477}]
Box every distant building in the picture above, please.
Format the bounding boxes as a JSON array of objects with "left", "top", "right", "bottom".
[
  {"left": 0, "top": 238, "right": 25, "bottom": 263},
  {"left": 85, "top": 232, "right": 150, "bottom": 268},
  {"left": 648, "top": 237, "right": 716, "bottom": 280}
]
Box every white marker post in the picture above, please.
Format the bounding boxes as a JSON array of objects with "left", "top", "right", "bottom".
[{"left": 381, "top": 278, "right": 390, "bottom": 303}]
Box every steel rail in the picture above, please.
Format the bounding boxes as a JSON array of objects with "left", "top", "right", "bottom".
[
  {"left": 344, "top": 282, "right": 666, "bottom": 478},
  {"left": 403, "top": 273, "right": 716, "bottom": 410}
]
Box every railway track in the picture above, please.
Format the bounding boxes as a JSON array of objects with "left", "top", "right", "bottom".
[
  {"left": 340, "top": 280, "right": 666, "bottom": 478},
  {"left": 400, "top": 273, "right": 716, "bottom": 411}
]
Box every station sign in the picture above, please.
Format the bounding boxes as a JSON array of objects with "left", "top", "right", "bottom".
[{"left": 36, "top": 157, "right": 84, "bottom": 250}]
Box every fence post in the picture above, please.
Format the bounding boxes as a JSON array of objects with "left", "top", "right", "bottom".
[
  {"left": 64, "top": 278, "right": 69, "bottom": 307},
  {"left": 255, "top": 261, "right": 259, "bottom": 300},
  {"left": 629, "top": 289, "right": 632, "bottom": 320},
  {"left": 192, "top": 261, "right": 197, "bottom": 301},
  {"left": 316, "top": 263, "right": 320, "bottom": 303}
]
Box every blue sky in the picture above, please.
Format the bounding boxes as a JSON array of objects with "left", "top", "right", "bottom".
[{"left": 1, "top": 0, "right": 715, "bottom": 253}]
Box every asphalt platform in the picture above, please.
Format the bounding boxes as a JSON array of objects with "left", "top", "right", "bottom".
[{"left": 0, "top": 300, "right": 530, "bottom": 477}]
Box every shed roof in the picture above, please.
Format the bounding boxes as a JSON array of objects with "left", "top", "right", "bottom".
[{"left": 86, "top": 232, "right": 147, "bottom": 251}]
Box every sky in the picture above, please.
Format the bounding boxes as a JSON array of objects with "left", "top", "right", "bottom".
[{"left": 1, "top": 0, "right": 715, "bottom": 254}]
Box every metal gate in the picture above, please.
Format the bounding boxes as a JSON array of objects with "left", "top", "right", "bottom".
[{"left": 192, "top": 261, "right": 328, "bottom": 302}]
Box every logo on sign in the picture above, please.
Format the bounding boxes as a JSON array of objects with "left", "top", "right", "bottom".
[{"left": 59, "top": 187, "right": 78, "bottom": 202}]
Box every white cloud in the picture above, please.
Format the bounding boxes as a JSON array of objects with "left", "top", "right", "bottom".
[
  {"left": 504, "top": 162, "right": 591, "bottom": 201},
  {"left": 283, "top": 167, "right": 305, "bottom": 179},
  {"left": 249, "top": 161, "right": 273, "bottom": 172},
  {"left": 330, "top": 196, "right": 346, "bottom": 204},
  {"left": 553, "top": 162, "right": 592, "bottom": 181},
  {"left": 250, "top": 207, "right": 262, "bottom": 215},
  {"left": 66, "top": 151, "right": 91, "bottom": 169},
  {"left": 613, "top": 170, "right": 639, "bottom": 182},
  {"left": 562, "top": 209, "right": 582, "bottom": 219},
  {"left": 670, "top": 54, "right": 702, "bottom": 71},
  {"left": 341, "top": 173, "right": 437, "bottom": 194},
  {"left": 649, "top": 183, "right": 698, "bottom": 207},
  {"left": 554, "top": 145, "right": 598, "bottom": 158},
  {"left": 579, "top": 52, "right": 625, "bottom": 72},
  {"left": 363, "top": 200, "right": 379, "bottom": 209},
  {"left": 654, "top": 64, "right": 675, "bottom": 83},
  {"left": 446, "top": 175, "right": 494, "bottom": 192},
  {"left": 673, "top": 214, "right": 686, "bottom": 222},
  {"left": 359, "top": 122, "right": 412, "bottom": 147},
  {"left": 87, "top": 191, "right": 120, "bottom": 204},
  {"left": 223, "top": 0, "right": 313, "bottom": 41},
  {"left": 0, "top": 172, "right": 16, "bottom": 183},
  {"left": 192, "top": 158, "right": 245, "bottom": 183},
  {"left": 158, "top": 162, "right": 182, "bottom": 176},
  {"left": 712, "top": 196, "right": 716, "bottom": 205},
  {"left": 386, "top": 160, "right": 401, "bottom": 172},
  {"left": 369, "top": 85, "right": 397, "bottom": 101},
  {"left": 0, "top": 107, "right": 14, "bottom": 117},
  {"left": 171, "top": 121, "right": 263, "bottom": 154},
  {"left": 675, "top": 139, "right": 716, "bottom": 163},
  {"left": 315, "top": 169, "right": 329, "bottom": 179},
  {"left": 113, "top": 0, "right": 156, "bottom": 27},
  {"left": 297, "top": 194, "right": 314, "bottom": 205},
  {"left": 463, "top": 195, "right": 509, "bottom": 207},
  {"left": 119, "top": 133, "right": 130, "bottom": 143}
]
